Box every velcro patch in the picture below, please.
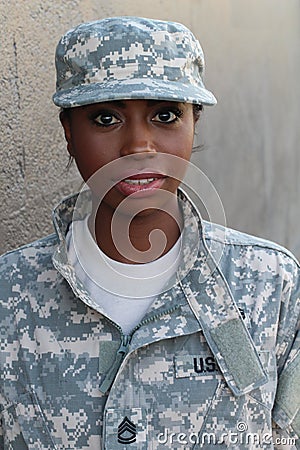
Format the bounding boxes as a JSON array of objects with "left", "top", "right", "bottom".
[{"left": 210, "top": 318, "right": 267, "bottom": 394}]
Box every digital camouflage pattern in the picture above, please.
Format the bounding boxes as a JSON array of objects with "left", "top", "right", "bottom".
[
  {"left": 0, "top": 189, "right": 299, "bottom": 449},
  {"left": 52, "top": 17, "right": 217, "bottom": 108}
]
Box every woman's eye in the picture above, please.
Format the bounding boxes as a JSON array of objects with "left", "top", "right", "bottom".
[
  {"left": 94, "top": 113, "right": 120, "bottom": 126},
  {"left": 152, "top": 110, "right": 178, "bottom": 123}
]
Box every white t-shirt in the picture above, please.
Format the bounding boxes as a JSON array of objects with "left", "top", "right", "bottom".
[{"left": 66, "top": 216, "right": 182, "bottom": 334}]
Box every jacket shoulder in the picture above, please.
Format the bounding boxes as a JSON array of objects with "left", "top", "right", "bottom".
[
  {"left": 202, "top": 221, "right": 300, "bottom": 268},
  {"left": 0, "top": 234, "right": 58, "bottom": 276}
]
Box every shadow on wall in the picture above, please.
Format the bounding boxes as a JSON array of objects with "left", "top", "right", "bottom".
[{"left": 0, "top": 0, "right": 299, "bottom": 258}]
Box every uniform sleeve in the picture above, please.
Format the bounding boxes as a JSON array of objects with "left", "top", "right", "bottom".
[
  {"left": 272, "top": 332, "right": 299, "bottom": 448},
  {"left": 272, "top": 261, "right": 300, "bottom": 448}
]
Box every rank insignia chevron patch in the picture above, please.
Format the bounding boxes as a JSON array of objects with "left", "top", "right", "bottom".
[{"left": 117, "top": 416, "right": 137, "bottom": 444}]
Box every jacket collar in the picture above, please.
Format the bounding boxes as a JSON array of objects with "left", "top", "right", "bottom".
[{"left": 52, "top": 188, "right": 267, "bottom": 396}]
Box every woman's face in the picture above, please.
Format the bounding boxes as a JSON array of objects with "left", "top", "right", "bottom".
[{"left": 61, "top": 99, "right": 197, "bottom": 212}]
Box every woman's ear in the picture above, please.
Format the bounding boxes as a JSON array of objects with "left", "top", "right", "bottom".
[{"left": 59, "top": 109, "right": 74, "bottom": 156}]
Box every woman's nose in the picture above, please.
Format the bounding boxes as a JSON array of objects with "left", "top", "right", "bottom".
[{"left": 120, "top": 122, "right": 157, "bottom": 158}]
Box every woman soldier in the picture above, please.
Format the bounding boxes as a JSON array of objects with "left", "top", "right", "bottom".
[{"left": 0, "top": 16, "right": 299, "bottom": 449}]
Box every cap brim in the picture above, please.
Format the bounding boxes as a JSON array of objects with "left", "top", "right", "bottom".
[{"left": 53, "top": 78, "right": 217, "bottom": 108}]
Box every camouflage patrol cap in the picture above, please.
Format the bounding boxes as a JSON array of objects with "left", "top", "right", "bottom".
[{"left": 53, "top": 16, "right": 217, "bottom": 108}]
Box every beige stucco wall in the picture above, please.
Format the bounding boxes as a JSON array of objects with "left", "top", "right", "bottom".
[{"left": 1, "top": 0, "right": 300, "bottom": 258}]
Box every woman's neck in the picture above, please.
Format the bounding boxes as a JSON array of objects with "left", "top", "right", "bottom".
[{"left": 89, "top": 195, "right": 182, "bottom": 264}]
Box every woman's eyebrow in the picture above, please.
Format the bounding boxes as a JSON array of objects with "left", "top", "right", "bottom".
[
  {"left": 92, "top": 100, "right": 181, "bottom": 109},
  {"left": 146, "top": 100, "right": 179, "bottom": 106},
  {"left": 97, "top": 100, "right": 127, "bottom": 108}
]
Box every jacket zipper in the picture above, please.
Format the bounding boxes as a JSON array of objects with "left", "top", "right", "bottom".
[
  {"left": 99, "top": 304, "right": 180, "bottom": 394},
  {"left": 99, "top": 334, "right": 131, "bottom": 394}
]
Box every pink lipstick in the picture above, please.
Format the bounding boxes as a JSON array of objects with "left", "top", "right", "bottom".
[{"left": 115, "top": 173, "right": 165, "bottom": 197}]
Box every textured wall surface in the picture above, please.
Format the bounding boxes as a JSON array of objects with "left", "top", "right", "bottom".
[{"left": 1, "top": 0, "right": 300, "bottom": 258}]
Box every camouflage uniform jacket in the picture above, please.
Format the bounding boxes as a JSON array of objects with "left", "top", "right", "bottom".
[{"left": 0, "top": 190, "right": 299, "bottom": 449}]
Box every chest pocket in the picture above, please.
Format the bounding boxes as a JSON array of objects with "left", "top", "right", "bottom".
[{"left": 1, "top": 390, "right": 57, "bottom": 450}]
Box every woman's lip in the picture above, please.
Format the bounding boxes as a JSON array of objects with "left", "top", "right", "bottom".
[
  {"left": 122, "top": 173, "right": 165, "bottom": 180},
  {"left": 112, "top": 170, "right": 165, "bottom": 182},
  {"left": 115, "top": 176, "right": 166, "bottom": 197}
]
